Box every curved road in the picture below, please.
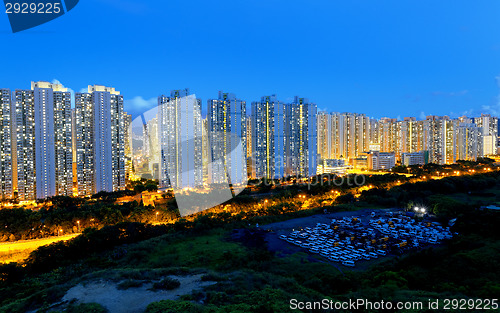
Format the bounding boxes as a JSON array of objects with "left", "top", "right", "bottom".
[{"left": 0, "top": 234, "right": 80, "bottom": 259}]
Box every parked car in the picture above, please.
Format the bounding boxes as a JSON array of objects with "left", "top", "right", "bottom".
[{"left": 342, "top": 260, "right": 355, "bottom": 267}]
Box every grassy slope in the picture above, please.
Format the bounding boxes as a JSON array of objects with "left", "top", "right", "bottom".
[
  {"left": 1, "top": 221, "right": 499, "bottom": 313},
  {"left": 2, "top": 174, "right": 500, "bottom": 312}
]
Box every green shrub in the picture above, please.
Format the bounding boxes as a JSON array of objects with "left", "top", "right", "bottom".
[
  {"left": 145, "top": 300, "right": 202, "bottom": 313},
  {"left": 201, "top": 272, "right": 226, "bottom": 282},
  {"left": 152, "top": 277, "right": 180, "bottom": 290},
  {"left": 66, "top": 302, "right": 108, "bottom": 313},
  {"left": 117, "top": 279, "right": 144, "bottom": 290}
]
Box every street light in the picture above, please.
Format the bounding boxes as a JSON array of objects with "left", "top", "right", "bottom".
[
  {"left": 414, "top": 206, "right": 426, "bottom": 214},
  {"left": 156, "top": 211, "right": 159, "bottom": 222},
  {"left": 77, "top": 220, "right": 80, "bottom": 232}
]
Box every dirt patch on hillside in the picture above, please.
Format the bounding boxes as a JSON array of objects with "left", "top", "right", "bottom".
[{"left": 62, "top": 274, "right": 215, "bottom": 313}]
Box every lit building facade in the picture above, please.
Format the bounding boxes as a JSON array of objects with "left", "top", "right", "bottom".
[
  {"left": 316, "top": 159, "right": 347, "bottom": 175},
  {"left": 316, "top": 112, "right": 494, "bottom": 167},
  {"left": 71, "top": 108, "right": 77, "bottom": 192},
  {"left": 317, "top": 112, "right": 337, "bottom": 160},
  {"left": 32, "top": 81, "right": 73, "bottom": 198},
  {"left": 10, "top": 82, "right": 73, "bottom": 200},
  {"left": 475, "top": 114, "right": 498, "bottom": 156},
  {"left": 402, "top": 151, "right": 429, "bottom": 166},
  {"left": 207, "top": 91, "right": 247, "bottom": 185},
  {"left": 378, "top": 118, "right": 399, "bottom": 157},
  {"left": 456, "top": 122, "right": 479, "bottom": 161},
  {"left": 317, "top": 112, "right": 371, "bottom": 163},
  {"left": 0, "top": 89, "right": 13, "bottom": 200},
  {"left": 202, "top": 118, "right": 209, "bottom": 183},
  {"left": 338, "top": 113, "right": 370, "bottom": 161},
  {"left": 400, "top": 117, "right": 424, "bottom": 155},
  {"left": 158, "top": 89, "right": 203, "bottom": 189},
  {"left": 246, "top": 117, "right": 252, "bottom": 158},
  {"left": 123, "top": 113, "right": 133, "bottom": 181},
  {"left": 286, "top": 96, "right": 317, "bottom": 178},
  {"left": 12, "top": 89, "right": 35, "bottom": 200},
  {"left": 147, "top": 117, "right": 159, "bottom": 180},
  {"left": 75, "top": 85, "right": 125, "bottom": 196},
  {"left": 422, "top": 116, "right": 447, "bottom": 164},
  {"left": 250, "top": 95, "right": 286, "bottom": 179}
]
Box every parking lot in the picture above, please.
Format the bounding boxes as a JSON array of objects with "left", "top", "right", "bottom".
[{"left": 271, "top": 210, "right": 455, "bottom": 267}]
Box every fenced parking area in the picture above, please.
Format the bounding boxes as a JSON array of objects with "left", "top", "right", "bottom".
[{"left": 277, "top": 210, "right": 455, "bottom": 267}]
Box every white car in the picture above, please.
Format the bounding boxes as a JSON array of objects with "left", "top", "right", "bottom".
[{"left": 342, "top": 260, "right": 355, "bottom": 267}]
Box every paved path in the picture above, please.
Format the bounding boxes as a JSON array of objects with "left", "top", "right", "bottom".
[{"left": 0, "top": 234, "right": 80, "bottom": 253}]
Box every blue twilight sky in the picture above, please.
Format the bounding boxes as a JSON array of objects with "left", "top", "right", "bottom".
[{"left": 0, "top": 0, "right": 500, "bottom": 119}]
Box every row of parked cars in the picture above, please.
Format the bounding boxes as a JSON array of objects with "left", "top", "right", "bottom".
[
  {"left": 369, "top": 215, "right": 454, "bottom": 246},
  {"left": 279, "top": 223, "right": 387, "bottom": 267},
  {"left": 278, "top": 211, "right": 455, "bottom": 267}
]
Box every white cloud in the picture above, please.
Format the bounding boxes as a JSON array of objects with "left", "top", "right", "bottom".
[
  {"left": 124, "top": 96, "right": 157, "bottom": 112},
  {"left": 460, "top": 109, "right": 475, "bottom": 116},
  {"left": 51, "top": 79, "right": 74, "bottom": 94},
  {"left": 51, "top": 79, "right": 75, "bottom": 107},
  {"left": 419, "top": 111, "right": 426, "bottom": 120},
  {"left": 480, "top": 105, "right": 499, "bottom": 116}
]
